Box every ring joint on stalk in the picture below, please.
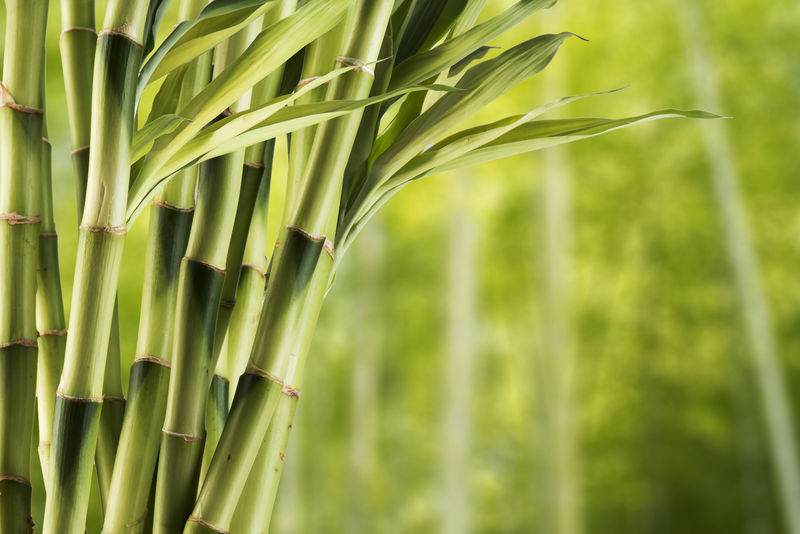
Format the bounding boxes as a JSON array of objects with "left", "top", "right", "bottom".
[
  {"left": 70, "top": 145, "right": 90, "bottom": 156},
  {"left": 183, "top": 256, "right": 227, "bottom": 274},
  {"left": 151, "top": 199, "right": 195, "bottom": 212},
  {"left": 1, "top": 213, "right": 41, "bottom": 225},
  {"left": 60, "top": 26, "right": 97, "bottom": 39},
  {"left": 187, "top": 516, "right": 230, "bottom": 534},
  {"left": 220, "top": 299, "right": 236, "bottom": 309},
  {"left": 243, "top": 161, "right": 265, "bottom": 169},
  {"left": 241, "top": 262, "right": 266, "bottom": 280},
  {"left": 0, "top": 82, "right": 44, "bottom": 115},
  {"left": 0, "top": 474, "right": 32, "bottom": 487},
  {"left": 79, "top": 224, "right": 128, "bottom": 235},
  {"left": 103, "top": 395, "right": 126, "bottom": 403},
  {"left": 244, "top": 363, "right": 284, "bottom": 387},
  {"left": 335, "top": 56, "right": 376, "bottom": 77},
  {"left": 0, "top": 338, "right": 38, "bottom": 349},
  {"left": 97, "top": 29, "right": 144, "bottom": 49},
  {"left": 56, "top": 390, "right": 104, "bottom": 403},
  {"left": 284, "top": 225, "right": 335, "bottom": 260},
  {"left": 134, "top": 354, "right": 172, "bottom": 367},
  {"left": 42, "top": 137, "right": 51, "bottom": 145},
  {"left": 38, "top": 329, "right": 67, "bottom": 337},
  {"left": 161, "top": 428, "right": 204, "bottom": 442},
  {"left": 40, "top": 232, "right": 59, "bottom": 238},
  {"left": 296, "top": 76, "right": 330, "bottom": 90}
]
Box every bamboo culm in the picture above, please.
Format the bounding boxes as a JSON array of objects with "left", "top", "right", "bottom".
[
  {"left": 43, "top": 3, "right": 151, "bottom": 532},
  {"left": 102, "top": 1, "right": 212, "bottom": 529},
  {"left": 0, "top": 2, "right": 49, "bottom": 532},
  {"left": 184, "top": 3, "right": 394, "bottom": 532}
]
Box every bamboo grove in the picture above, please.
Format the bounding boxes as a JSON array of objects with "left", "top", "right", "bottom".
[{"left": 0, "top": 0, "right": 716, "bottom": 532}]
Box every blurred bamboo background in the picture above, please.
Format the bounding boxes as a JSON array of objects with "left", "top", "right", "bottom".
[{"left": 1, "top": 0, "right": 797, "bottom": 531}]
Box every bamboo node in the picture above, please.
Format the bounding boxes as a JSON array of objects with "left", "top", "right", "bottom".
[
  {"left": 0, "top": 82, "right": 44, "bottom": 115},
  {"left": 336, "top": 56, "right": 376, "bottom": 77},
  {"left": 57, "top": 390, "right": 104, "bottom": 403},
  {"left": 187, "top": 517, "right": 229, "bottom": 534},
  {"left": 184, "top": 256, "right": 227, "bottom": 274},
  {"left": 296, "top": 76, "right": 331, "bottom": 90},
  {"left": 98, "top": 28, "right": 144, "bottom": 49},
  {"left": 213, "top": 373, "right": 230, "bottom": 383},
  {"left": 220, "top": 299, "right": 236, "bottom": 309},
  {"left": 40, "top": 232, "right": 59, "bottom": 238},
  {"left": 281, "top": 384, "right": 301, "bottom": 398},
  {"left": 42, "top": 137, "right": 51, "bottom": 145},
  {"left": 70, "top": 145, "right": 89, "bottom": 156},
  {"left": 60, "top": 26, "right": 97, "bottom": 38},
  {"left": 79, "top": 224, "right": 127, "bottom": 235},
  {"left": 162, "top": 428, "right": 204, "bottom": 442},
  {"left": 0, "top": 338, "right": 38, "bottom": 349},
  {"left": 151, "top": 200, "right": 195, "bottom": 212},
  {"left": 243, "top": 161, "right": 265, "bottom": 169},
  {"left": 103, "top": 395, "right": 126, "bottom": 403},
  {"left": 241, "top": 262, "right": 266, "bottom": 280},
  {"left": 38, "top": 329, "right": 67, "bottom": 337},
  {"left": 1, "top": 212, "right": 42, "bottom": 226},
  {"left": 38, "top": 441, "right": 51, "bottom": 448},
  {"left": 122, "top": 507, "right": 149, "bottom": 528},
  {"left": 0, "top": 474, "right": 32, "bottom": 487},
  {"left": 134, "top": 354, "right": 171, "bottom": 368},
  {"left": 285, "top": 225, "right": 335, "bottom": 260},
  {"left": 245, "top": 364, "right": 284, "bottom": 386}
]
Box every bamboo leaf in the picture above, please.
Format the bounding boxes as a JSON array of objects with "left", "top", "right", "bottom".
[
  {"left": 132, "top": 114, "right": 188, "bottom": 162},
  {"left": 448, "top": 45, "right": 498, "bottom": 77},
  {"left": 394, "top": 0, "right": 469, "bottom": 63},
  {"left": 137, "top": 0, "right": 280, "bottom": 99},
  {"left": 389, "top": 0, "right": 558, "bottom": 89},
  {"left": 143, "top": 0, "right": 173, "bottom": 56}
]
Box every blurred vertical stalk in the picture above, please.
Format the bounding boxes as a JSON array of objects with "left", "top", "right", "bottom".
[
  {"left": 675, "top": 3, "right": 800, "bottom": 533},
  {"left": 441, "top": 184, "right": 476, "bottom": 534},
  {"left": 535, "top": 14, "right": 583, "bottom": 532},
  {"left": 347, "top": 222, "right": 384, "bottom": 533},
  {"left": 0, "top": 1, "right": 48, "bottom": 531},
  {"left": 43, "top": 2, "right": 150, "bottom": 532}
]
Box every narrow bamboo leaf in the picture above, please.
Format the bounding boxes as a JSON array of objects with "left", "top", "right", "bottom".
[
  {"left": 132, "top": 114, "right": 188, "bottom": 162},
  {"left": 137, "top": 0, "right": 280, "bottom": 99},
  {"left": 389, "top": 0, "right": 558, "bottom": 89},
  {"left": 431, "top": 109, "right": 723, "bottom": 173},
  {"left": 385, "top": 88, "right": 622, "bottom": 188},
  {"left": 127, "top": 0, "right": 353, "bottom": 224},
  {"left": 395, "top": 0, "right": 468, "bottom": 63},
  {"left": 371, "top": 33, "right": 576, "bottom": 186},
  {"left": 126, "top": 83, "right": 454, "bottom": 223},
  {"left": 448, "top": 45, "right": 497, "bottom": 77},
  {"left": 143, "top": 0, "right": 173, "bottom": 56}
]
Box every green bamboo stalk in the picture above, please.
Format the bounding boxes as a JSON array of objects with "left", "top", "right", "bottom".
[
  {"left": 102, "top": 5, "right": 212, "bottom": 532},
  {"left": 0, "top": 2, "right": 48, "bottom": 531},
  {"left": 36, "top": 117, "right": 68, "bottom": 492},
  {"left": 675, "top": 3, "right": 800, "bottom": 533},
  {"left": 184, "top": 4, "right": 393, "bottom": 533},
  {"left": 152, "top": 24, "right": 259, "bottom": 533},
  {"left": 97, "top": 301, "right": 125, "bottom": 511},
  {"left": 42, "top": 3, "right": 151, "bottom": 532}
]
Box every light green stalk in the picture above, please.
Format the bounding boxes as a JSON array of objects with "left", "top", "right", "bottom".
[
  {"left": 184, "top": 4, "right": 393, "bottom": 533},
  {"left": 58, "top": 0, "right": 126, "bottom": 509},
  {"left": 102, "top": 1, "right": 211, "bottom": 530},
  {"left": 42, "top": 3, "right": 151, "bottom": 532},
  {"left": 675, "top": 3, "right": 800, "bottom": 533},
  {"left": 152, "top": 24, "right": 259, "bottom": 534},
  {"left": 0, "top": 2, "right": 48, "bottom": 531},
  {"left": 36, "top": 118, "right": 67, "bottom": 492}
]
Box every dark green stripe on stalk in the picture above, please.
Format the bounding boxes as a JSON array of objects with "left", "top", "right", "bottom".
[
  {"left": 43, "top": 2, "right": 150, "bottom": 530},
  {"left": 0, "top": 1, "right": 48, "bottom": 532}
]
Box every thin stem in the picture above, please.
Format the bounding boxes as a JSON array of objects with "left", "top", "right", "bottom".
[
  {"left": 43, "top": 2, "right": 150, "bottom": 532},
  {"left": 0, "top": 1, "right": 49, "bottom": 532}
]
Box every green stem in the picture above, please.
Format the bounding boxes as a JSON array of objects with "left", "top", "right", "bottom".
[
  {"left": 102, "top": 3, "right": 211, "bottom": 530},
  {"left": 152, "top": 24, "right": 259, "bottom": 533},
  {"left": 36, "top": 121, "right": 67, "bottom": 493},
  {"left": 0, "top": 1, "right": 49, "bottom": 532},
  {"left": 184, "top": 4, "right": 393, "bottom": 532},
  {"left": 42, "top": 3, "right": 150, "bottom": 533}
]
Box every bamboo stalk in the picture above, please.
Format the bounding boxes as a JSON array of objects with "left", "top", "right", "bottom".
[
  {"left": 101, "top": 5, "right": 212, "bottom": 532},
  {"left": 184, "top": 4, "right": 394, "bottom": 532},
  {"left": 0, "top": 2, "right": 49, "bottom": 531},
  {"left": 42, "top": 3, "right": 151, "bottom": 532},
  {"left": 675, "top": 3, "right": 800, "bottom": 533},
  {"left": 152, "top": 24, "right": 260, "bottom": 533},
  {"left": 36, "top": 116, "right": 68, "bottom": 492}
]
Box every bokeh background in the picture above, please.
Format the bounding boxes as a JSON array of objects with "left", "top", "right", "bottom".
[{"left": 2, "top": 0, "right": 798, "bottom": 532}]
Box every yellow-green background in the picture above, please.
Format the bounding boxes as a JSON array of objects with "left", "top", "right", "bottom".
[{"left": 2, "top": 0, "right": 798, "bottom": 531}]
